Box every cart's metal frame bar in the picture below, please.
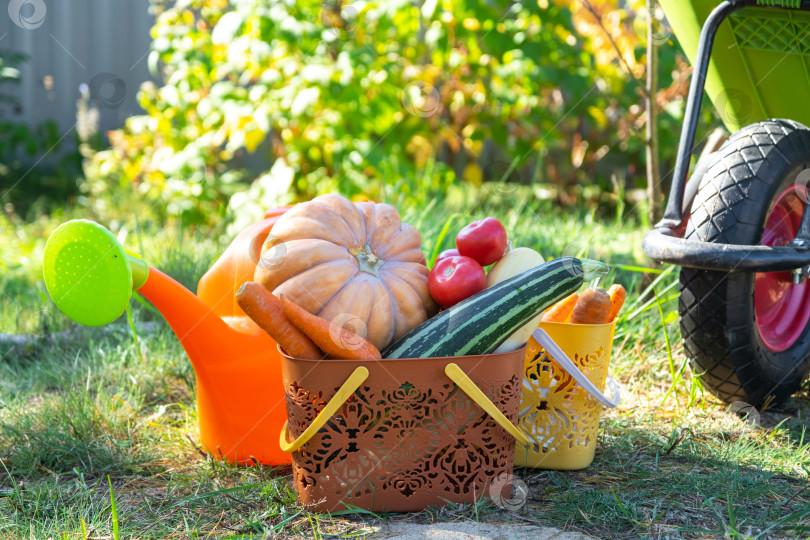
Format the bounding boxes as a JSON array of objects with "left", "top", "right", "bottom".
[{"left": 642, "top": 0, "right": 810, "bottom": 272}]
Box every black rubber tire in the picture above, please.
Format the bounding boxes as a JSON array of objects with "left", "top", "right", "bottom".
[{"left": 679, "top": 119, "right": 810, "bottom": 408}]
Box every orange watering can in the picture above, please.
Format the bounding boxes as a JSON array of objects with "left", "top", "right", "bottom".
[{"left": 42, "top": 207, "right": 293, "bottom": 465}]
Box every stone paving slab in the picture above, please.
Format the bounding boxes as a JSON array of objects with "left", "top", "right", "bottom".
[{"left": 368, "top": 520, "right": 594, "bottom": 539}]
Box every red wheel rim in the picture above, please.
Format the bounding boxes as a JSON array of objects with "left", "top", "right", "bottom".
[{"left": 755, "top": 185, "right": 810, "bottom": 352}]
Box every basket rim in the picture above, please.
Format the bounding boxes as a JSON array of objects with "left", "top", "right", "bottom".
[
  {"left": 277, "top": 344, "right": 527, "bottom": 364},
  {"left": 538, "top": 320, "right": 617, "bottom": 329}
]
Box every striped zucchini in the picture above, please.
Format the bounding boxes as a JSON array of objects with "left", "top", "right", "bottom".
[{"left": 382, "top": 257, "right": 608, "bottom": 359}]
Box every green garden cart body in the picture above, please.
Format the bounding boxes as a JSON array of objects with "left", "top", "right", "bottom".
[{"left": 642, "top": 0, "right": 810, "bottom": 407}]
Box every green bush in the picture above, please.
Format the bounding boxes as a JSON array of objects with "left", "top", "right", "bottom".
[{"left": 87, "top": 0, "right": 695, "bottom": 227}]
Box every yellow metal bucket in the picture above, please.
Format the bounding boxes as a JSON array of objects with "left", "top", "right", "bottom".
[{"left": 515, "top": 322, "right": 620, "bottom": 470}]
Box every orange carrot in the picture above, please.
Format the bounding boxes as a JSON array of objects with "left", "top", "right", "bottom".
[
  {"left": 280, "top": 296, "right": 382, "bottom": 360},
  {"left": 541, "top": 293, "right": 579, "bottom": 323},
  {"left": 570, "top": 287, "right": 612, "bottom": 324},
  {"left": 607, "top": 284, "right": 626, "bottom": 322},
  {"left": 236, "top": 282, "right": 323, "bottom": 360}
]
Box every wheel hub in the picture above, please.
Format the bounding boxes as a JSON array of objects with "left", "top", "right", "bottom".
[{"left": 755, "top": 185, "right": 810, "bottom": 352}]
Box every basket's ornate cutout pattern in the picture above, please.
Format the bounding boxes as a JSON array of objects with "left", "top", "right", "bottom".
[
  {"left": 284, "top": 373, "right": 521, "bottom": 512},
  {"left": 518, "top": 340, "right": 608, "bottom": 455}
]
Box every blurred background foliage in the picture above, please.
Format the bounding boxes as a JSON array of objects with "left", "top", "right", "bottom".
[
  {"left": 74, "top": 0, "right": 713, "bottom": 228},
  {"left": 1, "top": 51, "right": 84, "bottom": 216}
]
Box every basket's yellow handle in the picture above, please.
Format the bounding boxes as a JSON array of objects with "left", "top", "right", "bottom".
[
  {"left": 444, "top": 363, "right": 530, "bottom": 446},
  {"left": 279, "top": 366, "right": 369, "bottom": 454}
]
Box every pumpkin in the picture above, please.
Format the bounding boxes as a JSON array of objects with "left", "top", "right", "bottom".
[{"left": 254, "top": 194, "right": 438, "bottom": 350}]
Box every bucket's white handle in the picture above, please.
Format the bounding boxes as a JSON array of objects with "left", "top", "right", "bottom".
[{"left": 530, "top": 328, "right": 621, "bottom": 408}]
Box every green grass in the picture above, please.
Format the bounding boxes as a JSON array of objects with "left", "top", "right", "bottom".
[{"left": 2, "top": 187, "right": 809, "bottom": 538}]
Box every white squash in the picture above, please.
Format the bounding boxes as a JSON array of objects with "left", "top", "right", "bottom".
[{"left": 486, "top": 247, "right": 546, "bottom": 353}]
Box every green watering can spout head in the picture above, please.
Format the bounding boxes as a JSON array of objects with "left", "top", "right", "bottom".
[{"left": 43, "top": 220, "right": 149, "bottom": 326}]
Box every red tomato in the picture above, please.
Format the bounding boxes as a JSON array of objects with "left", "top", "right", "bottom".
[
  {"left": 428, "top": 256, "right": 487, "bottom": 308},
  {"left": 456, "top": 217, "right": 508, "bottom": 266},
  {"left": 434, "top": 248, "right": 460, "bottom": 266}
]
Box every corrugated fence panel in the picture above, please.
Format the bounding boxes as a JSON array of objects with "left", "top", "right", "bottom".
[{"left": 0, "top": 0, "right": 154, "bottom": 141}]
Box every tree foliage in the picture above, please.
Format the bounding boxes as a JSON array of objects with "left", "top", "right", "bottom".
[{"left": 86, "top": 0, "right": 697, "bottom": 226}]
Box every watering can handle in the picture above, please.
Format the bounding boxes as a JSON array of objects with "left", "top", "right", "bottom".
[
  {"left": 279, "top": 362, "right": 531, "bottom": 453},
  {"left": 531, "top": 328, "right": 621, "bottom": 408}
]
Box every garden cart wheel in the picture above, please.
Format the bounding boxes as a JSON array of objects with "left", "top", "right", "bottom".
[{"left": 679, "top": 119, "right": 810, "bottom": 407}]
